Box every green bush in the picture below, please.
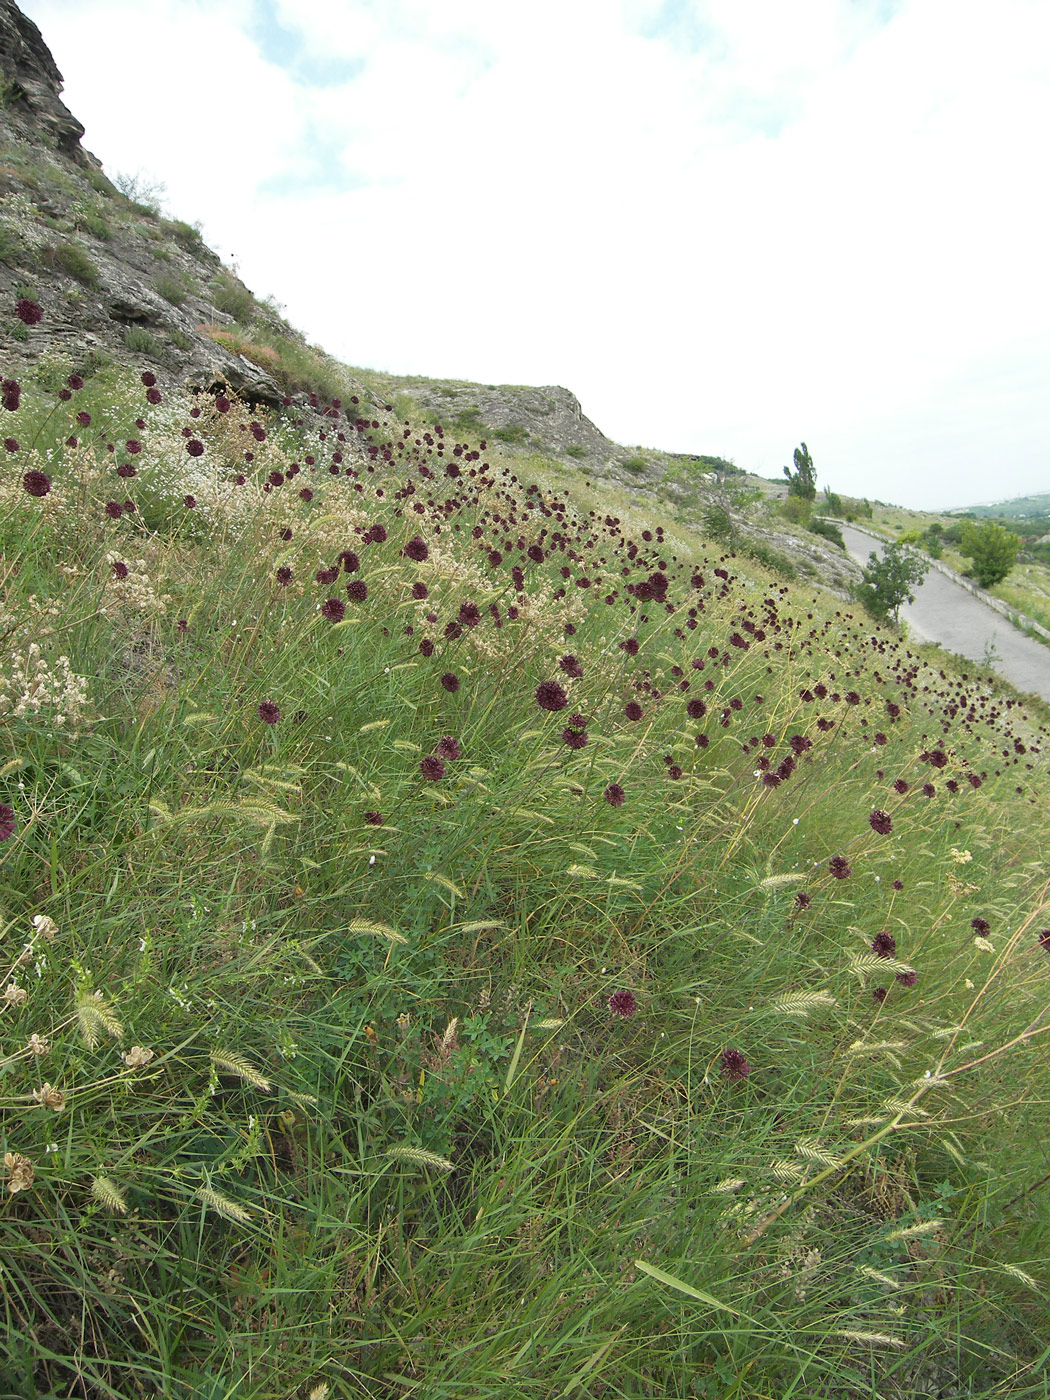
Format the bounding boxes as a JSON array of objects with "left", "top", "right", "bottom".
[
  {"left": 210, "top": 273, "right": 257, "bottom": 323},
  {"left": 623, "top": 454, "right": 648, "bottom": 474},
  {"left": 808, "top": 517, "right": 845, "bottom": 549},
  {"left": 47, "top": 239, "right": 101, "bottom": 287},
  {"left": 743, "top": 540, "right": 797, "bottom": 578},
  {"left": 779, "top": 494, "right": 811, "bottom": 525},
  {"left": 155, "top": 273, "right": 191, "bottom": 306},
  {"left": 124, "top": 325, "right": 164, "bottom": 357},
  {"left": 169, "top": 328, "right": 193, "bottom": 351},
  {"left": 960, "top": 519, "right": 1019, "bottom": 588},
  {"left": 72, "top": 202, "right": 112, "bottom": 241},
  {"left": 0, "top": 223, "right": 21, "bottom": 264},
  {"left": 493, "top": 424, "right": 529, "bottom": 445},
  {"left": 564, "top": 444, "right": 587, "bottom": 459}
]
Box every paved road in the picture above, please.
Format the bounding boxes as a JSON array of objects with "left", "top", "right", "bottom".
[{"left": 839, "top": 525, "right": 1050, "bottom": 703}]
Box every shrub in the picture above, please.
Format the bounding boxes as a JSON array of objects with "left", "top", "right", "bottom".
[
  {"left": 808, "top": 517, "right": 845, "bottom": 549},
  {"left": 0, "top": 224, "right": 21, "bottom": 264},
  {"left": 163, "top": 218, "right": 207, "bottom": 256},
  {"left": 155, "top": 274, "right": 191, "bottom": 307},
  {"left": 493, "top": 424, "right": 529, "bottom": 445},
  {"left": 960, "top": 519, "right": 1019, "bottom": 588},
  {"left": 47, "top": 239, "right": 101, "bottom": 287},
  {"left": 853, "top": 541, "right": 929, "bottom": 623},
  {"left": 124, "top": 325, "right": 164, "bottom": 357},
  {"left": 623, "top": 454, "right": 648, "bottom": 474},
  {"left": 169, "top": 328, "right": 192, "bottom": 351},
  {"left": 779, "top": 494, "right": 811, "bottom": 525},
  {"left": 210, "top": 273, "right": 256, "bottom": 323},
  {"left": 743, "top": 540, "right": 797, "bottom": 577},
  {"left": 564, "top": 444, "right": 587, "bottom": 459},
  {"left": 71, "top": 202, "right": 112, "bottom": 241}
]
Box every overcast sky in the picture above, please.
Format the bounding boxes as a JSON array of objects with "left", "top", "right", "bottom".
[{"left": 21, "top": 0, "right": 1050, "bottom": 510}]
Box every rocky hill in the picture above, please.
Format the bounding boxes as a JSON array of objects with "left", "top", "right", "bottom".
[{"left": 1, "top": 0, "right": 860, "bottom": 595}]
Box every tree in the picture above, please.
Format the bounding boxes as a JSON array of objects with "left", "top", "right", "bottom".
[
  {"left": 853, "top": 543, "right": 929, "bottom": 625},
  {"left": 783, "top": 441, "right": 816, "bottom": 501},
  {"left": 959, "top": 519, "right": 1019, "bottom": 589}
]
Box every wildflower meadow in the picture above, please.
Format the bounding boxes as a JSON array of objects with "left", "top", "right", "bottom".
[{"left": 1, "top": 322, "right": 1049, "bottom": 1398}]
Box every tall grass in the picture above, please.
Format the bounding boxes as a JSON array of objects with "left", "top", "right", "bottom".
[{"left": 1, "top": 354, "right": 1048, "bottom": 1399}]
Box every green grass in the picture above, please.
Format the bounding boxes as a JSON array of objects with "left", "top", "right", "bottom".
[
  {"left": 44, "top": 237, "right": 101, "bottom": 287},
  {"left": 0, "top": 366, "right": 1048, "bottom": 1399}
]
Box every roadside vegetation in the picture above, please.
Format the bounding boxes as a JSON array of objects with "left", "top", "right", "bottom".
[{"left": 2, "top": 312, "right": 1049, "bottom": 1398}]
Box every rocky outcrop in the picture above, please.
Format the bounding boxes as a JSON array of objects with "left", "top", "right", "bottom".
[{"left": 0, "top": 0, "right": 99, "bottom": 168}]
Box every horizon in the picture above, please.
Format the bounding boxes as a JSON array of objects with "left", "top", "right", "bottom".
[{"left": 17, "top": 0, "right": 1050, "bottom": 512}]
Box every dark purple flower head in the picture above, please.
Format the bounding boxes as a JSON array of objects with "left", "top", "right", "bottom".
[
  {"left": 23, "top": 470, "right": 51, "bottom": 497},
  {"left": 535, "top": 680, "right": 569, "bottom": 712},
  {"left": 420, "top": 754, "right": 446, "bottom": 781},
  {"left": 0, "top": 804, "right": 15, "bottom": 841},
  {"left": 896, "top": 969, "right": 917, "bottom": 987},
  {"left": 624, "top": 700, "right": 644, "bottom": 722},
  {"left": 559, "top": 654, "right": 583, "bottom": 678},
  {"left": 1038, "top": 930, "right": 1050, "bottom": 955},
  {"left": 258, "top": 701, "right": 281, "bottom": 724},
  {"left": 346, "top": 579, "right": 368, "bottom": 602},
  {"left": 321, "top": 597, "right": 346, "bottom": 621},
  {"left": 789, "top": 734, "right": 812, "bottom": 756},
  {"left": 146, "top": 387, "right": 162, "bottom": 405},
  {"left": 68, "top": 374, "right": 84, "bottom": 391},
  {"left": 2, "top": 378, "right": 21, "bottom": 411},
  {"left": 404, "top": 536, "right": 429, "bottom": 561},
  {"left": 922, "top": 783, "right": 935, "bottom": 799},
  {"left": 105, "top": 500, "right": 123, "bottom": 518},
  {"left": 872, "top": 986, "right": 888, "bottom": 1003},
  {"left": 604, "top": 783, "right": 625, "bottom": 807},
  {"left": 141, "top": 371, "right": 157, "bottom": 387},
  {"left": 829, "top": 855, "right": 852, "bottom": 879},
  {"left": 720, "top": 1048, "right": 750, "bottom": 1081},
  {"left": 436, "top": 735, "right": 461, "bottom": 761},
  {"left": 971, "top": 917, "right": 991, "bottom": 936},
  {"left": 183, "top": 494, "right": 196, "bottom": 509},
  {"left": 794, "top": 891, "right": 811, "bottom": 909},
  {"left": 186, "top": 439, "right": 204, "bottom": 458},
  {"left": 15, "top": 298, "right": 42, "bottom": 325},
  {"left": 608, "top": 989, "right": 637, "bottom": 1018},
  {"left": 872, "top": 930, "right": 896, "bottom": 958},
  {"left": 440, "top": 671, "right": 460, "bottom": 693},
  {"left": 112, "top": 560, "right": 129, "bottom": 579},
  {"left": 869, "top": 809, "right": 893, "bottom": 835},
  {"left": 364, "top": 810, "right": 384, "bottom": 826},
  {"left": 893, "top": 778, "right": 909, "bottom": 795},
  {"left": 76, "top": 410, "right": 91, "bottom": 427},
  {"left": 687, "top": 698, "right": 707, "bottom": 719},
  {"left": 275, "top": 565, "right": 292, "bottom": 586},
  {"left": 562, "top": 726, "right": 588, "bottom": 750}
]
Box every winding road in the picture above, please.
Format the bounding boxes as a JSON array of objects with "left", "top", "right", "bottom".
[{"left": 839, "top": 525, "right": 1050, "bottom": 704}]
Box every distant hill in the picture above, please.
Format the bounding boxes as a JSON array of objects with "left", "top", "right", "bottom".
[{"left": 946, "top": 490, "right": 1050, "bottom": 521}]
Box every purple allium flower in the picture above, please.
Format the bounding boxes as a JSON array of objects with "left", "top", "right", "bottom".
[
  {"left": 621, "top": 637, "right": 640, "bottom": 655},
  {"left": 368, "top": 523, "right": 388, "bottom": 544},
  {"left": 893, "top": 779, "right": 909, "bottom": 794},
  {"left": 346, "top": 579, "right": 368, "bottom": 602},
  {"left": 562, "top": 726, "right": 588, "bottom": 750},
  {"left": 440, "top": 672, "right": 460, "bottom": 693},
  {"left": 667, "top": 764, "right": 683, "bottom": 780},
  {"left": 15, "top": 298, "right": 42, "bottom": 325},
  {"left": 183, "top": 494, "right": 196, "bottom": 509},
  {"left": 789, "top": 734, "right": 812, "bottom": 756},
  {"left": 869, "top": 809, "right": 893, "bottom": 835},
  {"left": 146, "top": 387, "right": 162, "bottom": 405},
  {"left": 970, "top": 917, "right": 991, "bottom": 936},
  {"left": 364, "top": 810, "right": 384, "bottom": 826},
  {"left": 275, "top": 566, "right": 292, "bottom": 586},
  {"left": 845, "top": 690, "right": 861, "bottom": 705},
  {"left": 338, "top": 550, "right": 360, "bottom": 573},
  {"left": 559, "top": 654, "right": 583, "bottom": 678},
  {"left": 0, "top": 804, "right": 15, "bottom": 840},
  {"left": 105, "top": 500, "right": 123, "bottom": 518},
  {"left": 5, "top": 437, "right": 18, "bottom": 453},
  {"left": 624, "top": 700, "right": 644, "bottom": 721},
  {"left": 928, "top": 749, "right": 948, "bottom": 769},
  {"left": 411, "top": 581, "right": 429, "bottom": 601},
  {"left": 420, "top": 754, "right": 446, "bottom": 781},
  {"left": 76, "top": 410, "right": 92, "bottom": 427},
  {"left": 608, "top": 989, "right": 637, "bottom": 1017},
  {"left": 321, "top": 597, "right": 346, "bottom": 621},
  {"left": 186, "top": 439, "right": 204, "bottom": 458},
  {"left": 829, "top": 856, "right": 852, "bottom": 879},
  {"left": 2, "top": 378, "right": 21, "bottom": 411},
  {"left": 794, "top": 891, "right": 811, "bottom": 910},
  {"left": 1038, "top": 930, "right": 1050, "bottom": 954},
  {"left": 404, "top": 536, "right": 429, "bottom": 561},
  {"left": 215, "top": 395, "right": 231, "bottom": 413},
  {"left": 117, "top": 464, "right": 136, "bottom": 478},
  {"left": 141, "top": 371, "right": 157, "bottom": 387},
  {"left": 535, "top": 680, "right": 569, "bottom": 712},
  {"left": 68, "top": 374, "right": 84, "bottom": 391},
  {"left": 921, "top": 783, "right": 935, "bottom": 799},
  {"left": 112, "top": 560, "right": 129, "bottom": 579},
  {"left": 23, "top": 470, "right": 51, "bottom": 497},
  {"left": 177, "top": 619, "right": 188, "bottom": 632},
  {"left": 686, "top": 698, "right": 707, "bottom": 719},
  {"left": 604, "top": 783, "right": 625, "bottom": 807},
  {"left": 458, "top": 601, "right": 481, "bottom": 628},
  {"left": 258, "top": 701, "right": 281, "bottom": 724},
  {"left": 720, "top": 1048, "right": 750, "bottom": 1081},
  {"left": 436, "top": 735, "right": 461, "bottom": 761},
  {"left": 872, "top": 986, "right": 887, "bottom": 1003},
  {"left": 268, "top": 470, "right": 284, "bottom": 487},
  {"left": 872, "top": 930, "right": 896, "bottom": 958},
  {"left": 896, "top": 970, "right": 917, "bottom": 987},
  {"left": 316, "top": 566, "right": 339, "bottom": 586}
]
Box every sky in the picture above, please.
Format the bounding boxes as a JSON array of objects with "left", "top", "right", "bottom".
[{"left": 19, "top": 0, "right": 1050, "bottom": 510}]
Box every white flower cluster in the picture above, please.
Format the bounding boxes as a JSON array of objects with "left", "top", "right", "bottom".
[
  {"left": 0, "top": 192, "right": 50, "bottom": 251},
  {"left": 0, "top": 643, "right": 91, "bottom": 733},
  {"left": 104, "top": 552, "right": 171, "bottom": 617}
]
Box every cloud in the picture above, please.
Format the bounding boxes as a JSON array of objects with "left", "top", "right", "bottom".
[{"left": 19, "top": 0, "right": 1050, "bottom": 508}]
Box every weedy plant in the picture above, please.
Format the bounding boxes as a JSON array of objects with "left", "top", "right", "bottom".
[{"left": 1, "top": 310, "right": 1049, "bottom": 1399}]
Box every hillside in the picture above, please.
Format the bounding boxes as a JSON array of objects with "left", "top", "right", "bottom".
[{"left": 3, "top": 7, "right": 1050, "bottom": 1399}]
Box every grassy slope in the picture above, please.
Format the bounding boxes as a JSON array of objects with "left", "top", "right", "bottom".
[{"left": 1, "top": 361, "right": 1049, "bottom": 1400}]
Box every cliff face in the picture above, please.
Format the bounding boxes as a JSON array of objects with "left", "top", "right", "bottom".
[{"left": 0, "top": 0, "right": 97, "bottom": 166}]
